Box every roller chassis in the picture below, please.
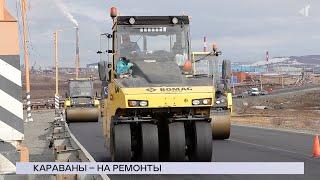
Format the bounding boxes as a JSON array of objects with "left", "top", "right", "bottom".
[
  {"left": 109, "top": 111, "right": 213, "bottom": 162},
  {"left": 99, "top": 15, "right": 221, "bottom": 162},
  {"left": 112, "top": 114, "right": 211, "bottom": 124}
]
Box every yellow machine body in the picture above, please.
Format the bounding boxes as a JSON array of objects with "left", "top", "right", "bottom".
[
  {"left": 64, "top": 78, "right": 100, "bottom": 122},
  {"left": 103, "top": 83, "right": 215, "bottom": 138}
]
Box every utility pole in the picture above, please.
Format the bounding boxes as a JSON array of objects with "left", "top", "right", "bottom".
[
  {"left": 203, "top": 36, "right": 207, "bottom": 52},
  {"left": 54, "top": 30, "right": 62, "bottom": 114},
  {"left": 281, "top": 67, "right": 284, "bottom": 88},
  {"left": 21, "top": 0, "right": 33, "bottom": 122},
  {"left": 281, "top": 74, "right": 284, "bottom": 88},
  {"left": 54, "top": 31, "right": 59, "bottom": 96},
  {"left": 260, "top": 73, "right": 263, "bottom": 91}
]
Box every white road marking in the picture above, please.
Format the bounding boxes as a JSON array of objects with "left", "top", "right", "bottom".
[
  {"left": 232, "top": 123, "right": 317, "bottom": 135},
  {"left": 65, "top": 121, "right": 110, "bottom": 180},
  {"left": 229, "top": 138, "right": 312, "bottom": 160}
]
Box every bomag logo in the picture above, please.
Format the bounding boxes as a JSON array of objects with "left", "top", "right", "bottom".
[
  {"left": 160, "top": 87, "right": 193, "bottom": 92},
  {"left": 145, "top": 87, "right": 157, "bottom": 92}
]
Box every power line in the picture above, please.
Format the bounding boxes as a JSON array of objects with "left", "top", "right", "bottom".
[
  {"left": 25, "top": 0, "right": 41, "bottom": 69},
  {"left": 15, "top": 0, "right": 24, "bottom": 59}
]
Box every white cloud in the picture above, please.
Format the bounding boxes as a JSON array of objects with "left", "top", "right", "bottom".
[
  {"left": 5, "top": 0, "right": 320, "bottom": 66},
  {"left": 66, "top": 1, "right": 111, "bottom": 23}
]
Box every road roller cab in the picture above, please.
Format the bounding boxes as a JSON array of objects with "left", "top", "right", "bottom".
[
  {"left": 98, "top": 12, "right": 221, "bottom": 162},
  {"left": 64, "top": 78, "right": 100, "bottom": 122}
]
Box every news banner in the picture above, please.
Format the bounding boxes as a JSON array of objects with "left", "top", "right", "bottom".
[{"left": 16, "top": 162, "right": 304, "bottom": 174}]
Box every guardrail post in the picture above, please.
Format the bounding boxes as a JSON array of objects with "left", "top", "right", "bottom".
[{"left": 55, "top": 94, "right": 60, "bottom": 116}]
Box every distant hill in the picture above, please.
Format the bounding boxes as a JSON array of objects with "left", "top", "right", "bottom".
[
  {"left": 250, "top": 55, "right": 320, "bottom": 67},
  {"left": 289, "top": 55, "right": 320, "bottom": 65}
]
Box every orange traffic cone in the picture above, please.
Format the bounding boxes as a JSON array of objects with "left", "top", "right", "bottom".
[{"left": 313, "top": 135, "right": 320, "bottom": 158}]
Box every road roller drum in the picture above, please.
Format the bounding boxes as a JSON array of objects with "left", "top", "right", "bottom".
[
  {"left": 65, "top": 107, "right": 99, "bottom": 122},
  {"left": 211, "top": 111, "right": 231, "bottom": 140}
]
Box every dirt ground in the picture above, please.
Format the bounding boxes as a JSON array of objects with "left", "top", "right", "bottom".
[
  {"left": 23, "top": 72, "right": 320, "bottom": 133},
  {"left": 233, "top": 88, "right": 320, "bottom": 133},
  {"left": 22, "top": 72, "right": 101, "bottom": 100}
]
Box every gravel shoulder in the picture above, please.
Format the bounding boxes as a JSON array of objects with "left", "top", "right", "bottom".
[
  {"left": 23, "top": 109, "right": 55, "bottom": 180},
  {"left": 232, "top": 87, "right": 320, "bottom": 134}
]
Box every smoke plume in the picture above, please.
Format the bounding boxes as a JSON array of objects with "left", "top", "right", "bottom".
[{"left": 55, "top": 0, "right": 79, "bottom": 27}]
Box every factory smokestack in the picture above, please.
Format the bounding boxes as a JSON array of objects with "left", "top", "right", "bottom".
[
  {"left": 75, "top": 27, "right": 79, "bottom": 78},
  {"left": 203, "top": 36, "right": 207, "bottom": 52}
]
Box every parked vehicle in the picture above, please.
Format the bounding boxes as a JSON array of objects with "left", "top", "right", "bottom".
[{"left": 250, "top": 88, "right": 260, "bottom": 96}]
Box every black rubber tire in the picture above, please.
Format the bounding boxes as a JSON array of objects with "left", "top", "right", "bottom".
[
  {"left": 140, "top": 123, "right": 159, "bottom": 161},
  {"left": 111, "top": 124, "right": 132, "bottom": 162},
  {"left": 168, "top": 122, "right": 186, "bottom": 161},
  {"left": 190, "top": 122, "right": 213, "bottom": 162}
]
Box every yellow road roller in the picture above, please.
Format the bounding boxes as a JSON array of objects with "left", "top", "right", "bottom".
[
  {"left": 192, "top": 52, "right": 232, "bottom": 139},
  {"left": 64, "top": 78, "right": 100, "bottom": 123},
  {"left": 98, "top": 10, "right": 228, "bottom": 162}
]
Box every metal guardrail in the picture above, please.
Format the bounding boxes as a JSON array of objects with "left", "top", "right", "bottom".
[{"left": 49, "top": 111, "right": 109, "bottom": 180}]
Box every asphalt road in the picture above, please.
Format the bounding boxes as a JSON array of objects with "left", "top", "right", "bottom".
[{"left": 69, "top": 122, "right": 320, "bottom": 180}]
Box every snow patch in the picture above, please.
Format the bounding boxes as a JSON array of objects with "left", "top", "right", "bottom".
[{"left": 251, "top": 57, "right": 290, "bottom": 66}]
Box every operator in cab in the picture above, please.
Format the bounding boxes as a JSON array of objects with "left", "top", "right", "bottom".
[
  {"left": 120, "top": 34, "right": 141, "bottom": 57},
  {"left": 116, "top": 57, "right": 133, "bottom": 78}
]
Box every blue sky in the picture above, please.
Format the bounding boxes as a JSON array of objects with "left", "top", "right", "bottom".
[{"left": 6, "top": 0, "right": 320, "bottom": 67}]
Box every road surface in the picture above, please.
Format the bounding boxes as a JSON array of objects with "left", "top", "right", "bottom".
[{"left": 69, "top": 121, "right": 320, "bottom": 180}]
